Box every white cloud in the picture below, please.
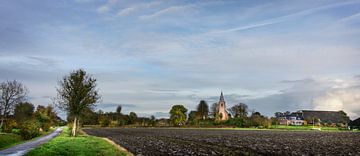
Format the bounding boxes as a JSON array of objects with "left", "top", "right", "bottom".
[
  {"left": 314, "top": 80, "right": 360, "bottom": 119},
  {"left": 211, "top": 1, "right": 360, "bottom": 33},
  {"left": 96, "top": 0, "right": 118, "bottom": 14},
  {"left": 117, "top": 1, "right": 162, "bottom": 17},
  {"left": 139, "top": 5, "right": 193, "bottom": 20}
]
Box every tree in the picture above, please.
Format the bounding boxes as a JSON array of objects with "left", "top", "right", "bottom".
[
  {"left": 188, "top": 111, "right": 199, "bottom": 125},
  {"left": 229, "top": 103, "right": 248, "bottom": 118},
  {"left": 55, "top": 69, "right": 101, "bottom": 136},
  {"left": 274, "top": 112, "right": 283, "bottom": 118},
  {"left": 128, "top": 112, "right": 137, "bottom": 124},
  {"left": 14, "top": 102, "right": 34, "bottom": 124},
  {"left": 210, "top": 103, "right": 218, "bottom": 118},
  {"left": 149, "top": 115, "right": 156, "bottom": 126},
  {"left": 169, "top": 105, "right": 187, "bottom": 126},
  {"left": 0, "top": 80, "right": 28, "bottom": 130},
  {"left": 116, "top": 105, "right": 122, "bottom": 115},
  {"left": 34, "top": 105, "right": 51, "bottom": 131},
  {"left": 196, "top": 100, "right": 209, "bottom": 120}
]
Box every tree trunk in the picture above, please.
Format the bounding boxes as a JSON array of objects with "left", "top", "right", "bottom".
[
  {"left": 72, "top": 116, "right": 77, "bottom": 136},
  {"left": 0, "top": 118, "right": 4, "bottom": 131}
]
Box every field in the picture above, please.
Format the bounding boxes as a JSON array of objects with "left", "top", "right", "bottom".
[{"left": 84, "top": 128, "right": 360, "bottom": 156}]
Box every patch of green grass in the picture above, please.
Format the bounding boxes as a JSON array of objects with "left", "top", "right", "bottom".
[
  {"left": 271, "top": 125, "right": 345, "bottom": 131},
  {"left": 0, "top": 133, "right": 24, "bottom": 150},
  {"left": 0, "top": 127, "right": 57, "bottom": 150},
  {"left": 26, "top": 127, "right": 129, "bottom": 156}
]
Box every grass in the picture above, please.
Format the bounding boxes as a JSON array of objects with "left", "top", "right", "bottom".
[
  {"left": 0, "top": 133, "right": 23, "bottom": 150},
  {"left": 25, "top": 127, "right": 131, "bottom": 156},
  {"left": 0, "top": 127, "right": 57, "bottom": 150},
  {"left": 270, "top": 125, "right": 346, "bottom": 131}
]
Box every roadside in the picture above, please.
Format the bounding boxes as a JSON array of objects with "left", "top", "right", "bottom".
[
  {"left": 25, "top": 127, "right": 131, "bottom": 156},
  {"left": 0, "top": 127, "right": 58, "bottom": 150},
  {"left": 0, "top": 127, "right": 63, "bottom": 156}
]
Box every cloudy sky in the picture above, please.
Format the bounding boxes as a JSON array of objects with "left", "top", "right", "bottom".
[{"left": 1, "top": 0, "right": 360, "bottom": 119}]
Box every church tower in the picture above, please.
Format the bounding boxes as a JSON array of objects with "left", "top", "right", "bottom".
[{"left": 217, "top": 92, "right": 229, "bottom": 121}]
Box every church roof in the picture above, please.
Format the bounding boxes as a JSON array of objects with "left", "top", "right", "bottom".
[{"left": 219, "top": 91, "right": 225, "bottom": 101}]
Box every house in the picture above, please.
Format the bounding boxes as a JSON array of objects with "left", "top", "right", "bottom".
[
  {"left": 278, "top": 112, "right": 305, "bottom": 126},
  {"left": 300, "top": 110, "right": 350, "bottom": 125},
  {"left": 276, "top": 110, "right": 351, "bottom": 126}
]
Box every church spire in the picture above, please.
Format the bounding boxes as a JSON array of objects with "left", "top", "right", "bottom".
[{"left": 220, "top": 91, "right": 224, "bottom": 101}]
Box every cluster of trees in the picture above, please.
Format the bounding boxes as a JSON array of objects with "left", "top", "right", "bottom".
[
  {"left": 79, "top": 105, "right": 156, "bottom": 127},
  {"left": 169, "top": 101, "right": 271, "bottom": 128},
  {"left": 0, "top": 80, "right": 64, "bottom": 139}
]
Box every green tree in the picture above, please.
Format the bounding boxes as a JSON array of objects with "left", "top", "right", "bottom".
[
  {"left": 196, "top": 100, "right": 209, "bottom": 120},
  {"left": 14, "top": 102, "right": 34, "bottom": 124},
  {"left": 170, "top": 105, "right": 187, "bottom": 126},
  {"left": 188, "top": 111, "right": 199, "bottom": 125},
  {"left": 228, "top": 103, "right": 248, "bottom": 118},
  {"left": 128, "top": 112, "right": 137, "bottom": 124},
  {"left": 0, "top": 80, "right": 28, "bottom": 130},
  {"left": 55, "top": 69, "right": 101, "bottom": 136},
  {"left": 116, "top": 105, "right": 122, "bottom": 115},
  {"left": 34, "top": 105, "right": 51, "bottom": 131}
]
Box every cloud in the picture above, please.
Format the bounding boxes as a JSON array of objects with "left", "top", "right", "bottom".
[
  {"left": 117, "top": 1, "right": 161, "bottom": 17},
  {"left": 212, "top": 1, "right": 360, "bottom": 33},
  {"left": 139, "top": 5, "right": 193, "bottom": 20},
  {"left": 96, "top": 0, "right": 118, "bottom": 14},
  {"left": 26, "top": 56, "right": 58, "bottom": 67},
  {"left": 245, "top": 77, "right": 360, "bottom": 119}
]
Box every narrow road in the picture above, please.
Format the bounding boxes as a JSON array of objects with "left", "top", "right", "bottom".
[{"left": 0, "top": 127, "right": 63, "bottom": 156}]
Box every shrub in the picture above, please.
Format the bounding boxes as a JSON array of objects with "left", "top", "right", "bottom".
[
  {"left": 11, "top": 128, "right": 21, "bottom": 135},
  {"left": 99, "top": 116, "right": 111, "bottom": 127},
  {"left": 19, "top": 120, "right": 40, "bottom": 140},
  {"left": 3, "top": 119, "right": 17, "bottom": 133},
  {"left": 226, "top": 118, "right": 245, "bottom": 127}
]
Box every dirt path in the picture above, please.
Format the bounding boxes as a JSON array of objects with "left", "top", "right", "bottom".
[{"left": 0, "top": 127, "right": 63, "bottom": 156}]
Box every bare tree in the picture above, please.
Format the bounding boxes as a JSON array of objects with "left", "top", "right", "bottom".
[
  {"left": 228, "top": 103, "right": 248, "bottom": 118},
  {"left": 210, "top": 103, "right": 218, "bottom": 118},
  {"left": 54, "top": 69, "right": 101, "bottom": 136},
  {"left": 0, "top": 80, "right": 28, "bottom": 129}
]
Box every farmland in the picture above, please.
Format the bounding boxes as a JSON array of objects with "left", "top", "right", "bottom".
[{"left": 84, "top": 128, "right": 360, "bottom": 156}]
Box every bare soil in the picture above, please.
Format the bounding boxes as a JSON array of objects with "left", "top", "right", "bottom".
[{"left": 83, "top": 128, "right": 360, "bottom": 156}]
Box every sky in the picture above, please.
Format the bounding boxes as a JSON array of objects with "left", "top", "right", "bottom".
[{"left": 1, "top": 0, "right": 360, "bottom": 120}]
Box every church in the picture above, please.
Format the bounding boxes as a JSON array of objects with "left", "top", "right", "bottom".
[{"left": 217, "top": 92, "right": 229, "bottom": 121}]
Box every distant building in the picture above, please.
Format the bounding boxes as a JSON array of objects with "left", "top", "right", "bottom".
[
  {"left": 276, "top": 110, "right": 350, "bottom": 126},
  {"left": 278, "top": 112, "right": 305, "bottom": 126},
  {"left": 348, "top": 118, "right": 360, "bottom": 129},
  {"left": 300, "top": 110, "right": 350, "bottom": 124},
  {"left": 217, "top": 92, "right": 229, "bottom": 121}
]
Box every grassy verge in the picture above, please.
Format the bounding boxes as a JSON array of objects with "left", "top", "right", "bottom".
[
  {"left": 270, "top": 125, "right": 343, "bottom": 131},
  {"left": 0, "top": 133, "right": 23, "bottom": 150},
  {"left": 25, "top": 127, "right": 131, "bottom": 156},
  {"left": 0, "top": 127, "right": 57, "bottom": 150}
]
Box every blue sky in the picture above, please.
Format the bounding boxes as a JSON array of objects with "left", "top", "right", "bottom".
[{"left": 1, "top": 0, "right": 360, "bottom": 119}]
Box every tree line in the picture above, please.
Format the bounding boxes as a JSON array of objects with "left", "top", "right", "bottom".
[
  {"left": 1, "top": 69, "right": 274, "bottom": 139},
  {"left": 170, "top": 101, "right": 272, "bottom": 128},
  {"left": 0, "top": 80, "right": 64, "bottom": 139}
]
